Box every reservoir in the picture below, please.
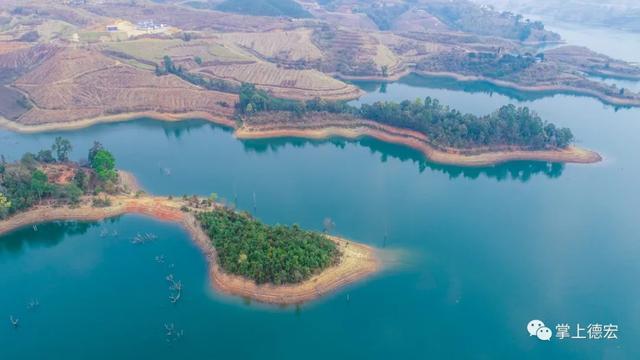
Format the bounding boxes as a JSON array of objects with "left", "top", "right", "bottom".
[{"left": 1, "top": 32, "right": 640, "bottom": 360}]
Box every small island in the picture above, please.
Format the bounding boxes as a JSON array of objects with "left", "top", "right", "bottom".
[{"left": 0, "top": 140, "right": 380, "bottom": 305}]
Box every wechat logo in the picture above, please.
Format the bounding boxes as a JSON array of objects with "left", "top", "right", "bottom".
[{"left": 528, "top": 320, "right": 552, "bottom": 341}]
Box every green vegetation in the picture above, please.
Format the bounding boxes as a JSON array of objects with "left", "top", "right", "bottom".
[
  {"left": 418, "top": 52, "right": 537, "bottom": 79},
  {"left": 157, "top": 56, "right": 240, "bottom": 93},
  {"left": 52, "top": 136, "right": 72, "bottom": 162},
  {"left": 90, "top": 149, "right": 117, "bottom": 182},
  {"left": 0, "top": 139, "right": 119, "bottom": 219},
  {"left": 238, "top": 84, "right": 574, "bottom": 149},
  {"left": 416, "top": 51, "right": 544, "bottom": 81},
  {"left": 215, "top": 0, "right": 312, "bottom": 19},
  {"left": 0, "top": 192, "right": 10, "bottom": 219},
  {"left": 197, "top": 208, "right": 340, "bottom": 285}
]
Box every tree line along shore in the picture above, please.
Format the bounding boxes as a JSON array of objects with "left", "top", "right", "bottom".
[
  {"left": 0, "top": 140, "right": 379, "bottom": 304},
  {"left": 155, "top": 56, "right": 576, "bottom": 151},
  {"left": 232, "top": 83, "right": 600, "bottom": 165},
  {"left": 0, "top": 80, "right": 602, "bottom": 167},
  {"left": 0, "top": 55, "right": 602, "bottom": 168}
]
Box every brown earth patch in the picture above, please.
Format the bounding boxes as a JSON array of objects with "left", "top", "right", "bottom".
[{"left": 11, "top": 48, "right": 238, "bottom": 125}]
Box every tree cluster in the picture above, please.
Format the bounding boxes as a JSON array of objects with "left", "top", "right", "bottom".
[
  {"left": 197, "top": 208, "right": 340, "bottom": 285},
  {"left": 359, "top": 98, "right": 574, "bottom": 149},
  {"left": 156, "top": 56, "right": 240, "bottom": 94},
  {"left": 0, "top": 139, "right": 119, "bottom": 219},
  {"left": 417, "top": 51, "right": 537, "bottom": 79},
  {"left": 238, "top": 84, "right": 574, "bottom": 149}
]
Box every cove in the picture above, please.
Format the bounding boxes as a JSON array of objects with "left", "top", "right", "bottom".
[{"left": 1, "top": 73, "right": 640, "bottom": 359}]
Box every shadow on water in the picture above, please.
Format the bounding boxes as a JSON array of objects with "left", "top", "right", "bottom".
[
  {"left": 240, "top": 136, "right": 565, "bottom": 182},
  {"left": 114, "top": 118, "right": 234, "bottom": 140},
  {"left": 158, "top": 120, "right": 234, "bottom": 139},
  {"left": 0, "top": 218, "right": 121, "bottom": 256},
  {"left": 353, "top": 73, "right": 636, "bottom": 111}
]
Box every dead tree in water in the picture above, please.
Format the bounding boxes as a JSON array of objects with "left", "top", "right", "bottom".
[
  {"left": 322, "top": 217, "right": 336, "bottom": 234},
  {"left": 166, "top": 274, "right": 183, "bottom": 304},
  {"left": 252, "top": 191, "right": 257, "bottom": 214},
  {"left": 164, "top": 323, "right": 184, "bottom": 342},
  {"left": 27, "top": 299, "right": 39, "bottom": 310},
  {"left": 9, "top": 316, "right": 19, "bottom": 328}
]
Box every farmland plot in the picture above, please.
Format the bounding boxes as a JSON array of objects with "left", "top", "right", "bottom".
[
  {"left": 198, "top": 62, "right": 362, "bottom": 100},
  {"left": 12, "top": 48, "right": 237, "bottom": 125},
  {"left": 220, "top": 29, "right": 323, "bottom": 62}
]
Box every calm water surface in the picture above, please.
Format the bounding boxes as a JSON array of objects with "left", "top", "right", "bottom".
[{"left": 1, "top": 46, "right": 640, "bottom": 360}]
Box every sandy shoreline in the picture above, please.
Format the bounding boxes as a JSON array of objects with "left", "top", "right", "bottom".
[
  {"left": 236, "top": 117, "right": 602, "bottom": 167},
  {"left": 0, "top": 111, "right": 236, "bottom": 134},
  {"left": 0, "top": 111, "right": 602, "bottom": 167},
  {"left": 0, "top": 195, "right": 380, "bottom": 305}
]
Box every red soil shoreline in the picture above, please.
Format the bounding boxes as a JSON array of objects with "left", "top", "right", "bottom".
[
  {"left": 236, "top": 117, "right": 602, "bottom": 167},
  {"left": 0, "top": 196, "right": 380, "bottom": 305}
]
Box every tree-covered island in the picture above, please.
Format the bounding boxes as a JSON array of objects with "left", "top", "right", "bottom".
[
  {"left": 0, "top": 138, "right": 348, "bottom": 289},
  {"left": 197, "top": 208, "right": 340, "bottom": 285}
]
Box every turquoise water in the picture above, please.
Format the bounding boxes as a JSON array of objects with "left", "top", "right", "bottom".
[
  {"left": 2, "top": 35, "right": 640, "bottom": 358},
  {"left": 1, "top": 80, "right": 639, "bottom": 358}
]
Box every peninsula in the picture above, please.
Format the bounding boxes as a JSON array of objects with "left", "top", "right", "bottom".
[
  {"left": 0, "top": 83, "right": 602, "bottom": 167},
  {"left": 0, "top": 0, "right": 608, "bottom": 167},
  {"left": 0, "top": 141, "right": 380, "bottom": 305}
]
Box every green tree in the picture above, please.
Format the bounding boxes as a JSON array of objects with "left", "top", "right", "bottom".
[
  {"left": 88, "top": 141, "right": 104, "bottom": 163},
  {"left": 30, "top": 169, "right": 51, "bottom": 200},
  {"left": 197, "top": 208, "right": 339, "bottom": 285},
  {"left": 20, "top": 152, "right": 38, "bottom": 170},
  {"left": 74, "top": 168, "right": 88, "bottom": 191},
  {"left": 0, "top": 192, "right": 11, "bottom": 219},
  {"left": 36, "top": 149, "right": 55, "bottom": 163},
  {"left": 52, "top": 137, "right": 72, "bottom": 162},
  {"left": 60, "top": 183, "right": 83, "bottom": 204},
  {"left": 90, "top": 149, "right": 117, "bottom": 182}
]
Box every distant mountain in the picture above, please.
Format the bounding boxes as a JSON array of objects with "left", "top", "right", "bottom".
[
  {"left": 472, "top": 0, "right": 640, "bottom": 33},
  {"left": 316, "top": 0, "right": 559, "bottom": 42},
  {"left": 215, "top": 0, "right": 312, "bottom": 19}
]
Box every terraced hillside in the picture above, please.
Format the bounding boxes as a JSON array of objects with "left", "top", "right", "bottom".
[
  {"left": 0, "top": 0, "right": 639, "bottom": 127},
  {"left": 11, "top": 48, "right": 237, "bottom": 125},
  {"left": 197, "top": 62, "right": 362, "bottom": 100}
]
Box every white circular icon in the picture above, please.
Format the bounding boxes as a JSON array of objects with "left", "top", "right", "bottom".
[
  {"left": 527, "top": 319, "right": 545, "bottom": 336},
  {"left": 536, "top": 326, "right": 552, "bottom": 341}
]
